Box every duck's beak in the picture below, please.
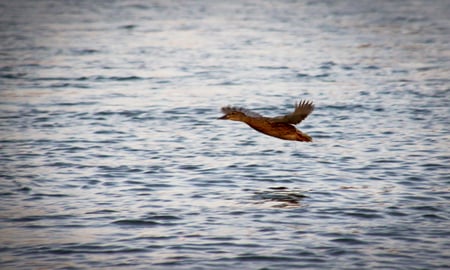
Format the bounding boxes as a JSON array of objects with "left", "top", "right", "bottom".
[{"left": 217, "top": 115, "right": 228, "bottom": 120}]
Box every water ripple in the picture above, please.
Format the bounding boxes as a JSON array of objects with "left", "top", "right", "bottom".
[{"left": 1, "top": 0, "right": 449, "bottom": 269}]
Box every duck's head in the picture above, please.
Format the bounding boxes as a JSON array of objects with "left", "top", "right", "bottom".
[{"left": 218, "top": 107, "right": 247, "bottom": 121}]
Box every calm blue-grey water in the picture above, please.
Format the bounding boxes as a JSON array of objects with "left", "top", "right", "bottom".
[{"left": 1, "top": 0, "right": 449, "bottom": 269}]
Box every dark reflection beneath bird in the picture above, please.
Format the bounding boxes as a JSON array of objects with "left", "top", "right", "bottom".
[{"left": 218, "top": 99, "right": 314, "bottom": 142}]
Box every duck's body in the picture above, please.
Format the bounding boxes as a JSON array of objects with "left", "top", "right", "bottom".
[{"left": 218, "top": 100, "right": 314, "bottom": 142}]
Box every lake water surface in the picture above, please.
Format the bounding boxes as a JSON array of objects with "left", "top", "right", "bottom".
[{"left": 1, "top": 0, "right": 449, "bottom": 269}]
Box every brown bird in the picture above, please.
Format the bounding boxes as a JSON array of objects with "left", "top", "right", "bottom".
[{"left": 218, "top": 100, "right": 314, "bottom": 142}]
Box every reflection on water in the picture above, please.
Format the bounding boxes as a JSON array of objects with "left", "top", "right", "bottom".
[
  {"left": 1, "top": 0, "right": 450, "bottom": 269},
  {"left": 252, "top": 187, "right": 307, "bottom": 208}
]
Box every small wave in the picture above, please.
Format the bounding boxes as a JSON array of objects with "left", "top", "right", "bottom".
[
  {"left": 113, "top": 219, "right": 179, "bottom": 227},
  {"left": 55, "top": 101, "right": 97, "bottom": 106},
  {"left": 1, "top": 73, "right": 27, "bottom": 79},
  {"left": 113, "top": 219, "right": 161, "bottom": 226},
  {"left": 86, "top": 209, "right": 117, "bottom": 214},
  {"left": 71, "top": 49, "right": 100, "bottom": 55},
  {"left": 331, "top": 237, "right": 368, "bottom": 245},
  {"left": 119, "top": 24, "right": 137, "bottom": 30},
  {"left": 258, "top": 66, "right": 289, "bottom": 70},
  {"left": 92, "top": 75, "right": 144, "bottom": 81},
  {"left": 9, "top": 214, "right": 74, "bottom": 222},
  {"left": 44, "top": 244, "right": 146, "bottom": 255},
  {"left": 344, "top": 210, "right": 384, "bottom": 219}
]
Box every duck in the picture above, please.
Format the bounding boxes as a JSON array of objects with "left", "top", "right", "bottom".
[{"left": 218, "top": 99, "right": 314, "bottom": 142}]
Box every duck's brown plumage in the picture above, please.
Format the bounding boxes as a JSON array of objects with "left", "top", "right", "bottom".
[{"left": 218, "top": 100, "right": 314, "bottom": 142}]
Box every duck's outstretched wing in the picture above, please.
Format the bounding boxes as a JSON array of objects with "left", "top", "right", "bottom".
[
  {"left": 221, "top": 106, "right": 263, "bottom": 118},
  {"left": 269, "top": 100, "right": 314, "bottom": 124}
]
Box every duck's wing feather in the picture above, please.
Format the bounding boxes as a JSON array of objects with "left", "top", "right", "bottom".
[
  {"left": 221, "top": 106, "right": 263, "bottom": 118},
  {"left": 269, "top": 100, "right": 314, "bottom": 124}
]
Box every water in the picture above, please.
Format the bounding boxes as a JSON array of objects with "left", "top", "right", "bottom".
[{"left": 1, "top": 0, "right": 449, "bottom": 269}]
